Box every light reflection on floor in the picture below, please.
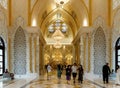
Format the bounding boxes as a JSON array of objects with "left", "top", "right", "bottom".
[
  {"left": 23, "top": 74, "right": 100, "bottom": 88},
  {"left": 1, "top": 73, "right": 120, "bottom": 88}
]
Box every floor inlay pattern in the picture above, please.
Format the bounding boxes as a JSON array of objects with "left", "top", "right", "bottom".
[
  {"left": 2, "top": 73, "right": 120, "bottom": 88},
  {"left": 23, "top": 75, "right": 101, "bottom": 88}
]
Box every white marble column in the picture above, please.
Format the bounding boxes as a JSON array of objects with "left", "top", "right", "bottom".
[
  {"left": 83, "top": 35, "right": 87, "bottom": 71},
  {"left": 86, "top": 34, "right": 89, "bottom": 72},
  {"left": 90, "top": 35, "right": 94, "bottom": 74},
  {"left": 80, "top": 36, "right": 84, "bottom": 66},
  {"left": 11, "top": 33, "right": 14, "bottom": 73},
  {"left": 32, "top": 34, "right": 36, "bottom": 73},
  {"left": 7, "top": 36, "right": 11, "bottom": 71},
  {"left": 36, "top": 36, "right": 40, "bottom": 74},
  {"left": 26, "top": 33, "right": 31, "bottom": 74}
]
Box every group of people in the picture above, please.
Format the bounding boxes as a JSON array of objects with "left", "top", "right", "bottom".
[
  {"left": 46, "top": 63, "right": 84, "bottom": 84},
  {"left": 66, "top": 63, "right": 84, "bottom": 84},
  {"left": 3, "top": 69, "right": 14, "bottom": 80},
  {"left": 46, "top": 62, "right": 120, "bottom": 85}
]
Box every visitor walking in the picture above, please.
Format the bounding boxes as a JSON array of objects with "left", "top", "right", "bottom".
[
  {"left": 71, "top": 63, "right": 77, "bottom": 84},
  {"left": 57, "top": 64, "right": 62, "bottom": 83},
  {"left": 47, "top": 64, "right": 52, "bottom": 80},
  {"left": 66, "top": 65, "right": 71, "bottom": 84},
  {"left": 102, "top": 63, "right": 111, "bottom": 84},
  {"left": 78, "top": 65, "right": 84, "bottom": 83}
]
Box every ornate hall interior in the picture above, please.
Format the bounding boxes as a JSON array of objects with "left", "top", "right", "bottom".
[{"left": 1, "top": 0, "right": 120, "bottom": 88}]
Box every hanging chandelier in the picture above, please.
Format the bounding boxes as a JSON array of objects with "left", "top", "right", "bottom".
[
  {"left": 51, "top": 13, "right": 65, "bottom": 41},
  {"left": 52, "top": 27, "right": 64, "bottom": 41},
  {"left": 50, "top": 2, "right": 69, "bottom": 48},
  {"left": 51, "top": 19, "right": 65, "bottom": 48},
  {"left": 52, "top": 24, "right": 64, "bottom": 48}
]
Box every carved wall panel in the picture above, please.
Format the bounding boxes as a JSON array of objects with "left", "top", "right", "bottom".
[
  {"left": 94, "top": 27, "right": 106, "bottom": 74},
  {"left": 14, "top": 26, "right": 26, "bottom": 75}
]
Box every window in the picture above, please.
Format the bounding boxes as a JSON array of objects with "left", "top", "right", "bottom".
[
  {"left": 115, "top": 37, "right": 120, "bottom": 71},
  {"left": 0, "top": 37, "right": 5, "bottom": 76}
]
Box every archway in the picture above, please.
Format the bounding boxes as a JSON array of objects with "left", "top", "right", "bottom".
[
  {"left": 0, "top": 37, "right": 5, "bottom": 76},
  {"left": 115, "top": 37, "right": 120, "bottom": 71}
]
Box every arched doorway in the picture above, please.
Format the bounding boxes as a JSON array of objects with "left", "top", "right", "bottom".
[
  {"left": 44, "top": 45, "right": 73, "bottom": 69},
  {"left": 0, "top": 37, "right": 5, "bottom": 76},
  {"left": 115, "top": 37, "right": 120, "bottom": 71}
]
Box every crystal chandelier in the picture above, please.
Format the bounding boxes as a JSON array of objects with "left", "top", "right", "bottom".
[
  {"left": 51, "top": 1, "right": 69, "bottom": 48},
  {"left": 52, "top": 27, "right": 64, "bottom": 41},
  {"left": 51, "top": 13, "right": 65, "bottom": 48},
  {"left": 52, "top": 23, "right": 64, "bottom": 48}
]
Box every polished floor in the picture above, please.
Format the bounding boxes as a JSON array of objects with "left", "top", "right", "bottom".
[{"left": 1, "top": 71, "right": 120, "bottom": 88}]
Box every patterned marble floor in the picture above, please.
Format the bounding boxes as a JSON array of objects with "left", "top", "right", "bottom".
[
  {"left": 1, "top": 72, "right": 120, "bottom": 88},
  {"left": 21, "top": 72, "right": 120, "bottom": 88},
  {"left": 23, "top": 75, "right": 100, "bottom": 88}
]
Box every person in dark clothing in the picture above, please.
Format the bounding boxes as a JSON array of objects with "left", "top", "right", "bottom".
[
  {"left": 66, "top": 65, "right": 71, "bottom": 84},
  {"left": 57, "top": 64, "right": 62, "bottom": 82},
  {"left": 102, "top": 63, "right": 111, "bottom": 84},
  {"left": 4, "top": 69, "right": 9, "bottom": 73},
  {"left": 78, "top": 65, "right": 84, "bottom": 83}
]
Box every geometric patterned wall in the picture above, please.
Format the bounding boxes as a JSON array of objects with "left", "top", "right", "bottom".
[
  {"left": 14, "top": 26, "right": 26, "bottom": 75},
  {"left": 94, "top": 27, "right": 106, "bottom": 74}
]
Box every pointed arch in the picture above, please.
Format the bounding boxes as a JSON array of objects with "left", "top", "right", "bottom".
[
  {"left": 115, "top": 37, "right": 120, "bottom": 71},
  {"left": 94, "top": 27, "right": 106, "bottom": 74},
  {"left": 0, "top": 36, "right": 5, "bottom": 75},
  {"left": 14, "top": 26, "right": 26, "bottom": 75}
]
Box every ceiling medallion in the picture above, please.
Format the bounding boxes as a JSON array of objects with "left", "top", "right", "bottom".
[
  {"left": 60, "top": 1, "right": 64, "bottom": 4},
  {"left": 55, "top": 0, "right": 69, "bottom": 5}
]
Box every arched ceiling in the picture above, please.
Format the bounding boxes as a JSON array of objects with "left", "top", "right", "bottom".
[{"left": 31, "top": 0, "right": 89, "bottom": 44}]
